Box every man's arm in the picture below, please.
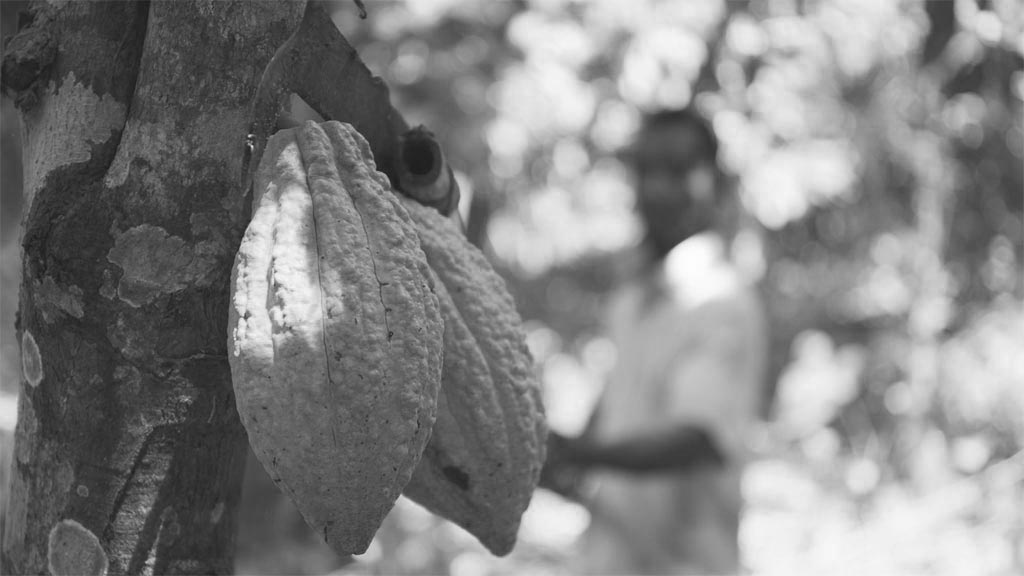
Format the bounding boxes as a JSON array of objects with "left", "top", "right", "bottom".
[
  {"left": 540, "top": 426, "right": 724, "bottom": 498},
  {"left": 552, "top": 426, "right": 725, "bottom": 473},
  {"left": 538, "top": 293, "right": 765, "bottom": 494},
  {"left": 538, "top": 426, "right": 725, "bottom": 499}
]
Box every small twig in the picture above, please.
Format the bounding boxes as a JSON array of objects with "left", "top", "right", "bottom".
[{"left": 352, "top": 0, "right": 367, "bottom": 19}]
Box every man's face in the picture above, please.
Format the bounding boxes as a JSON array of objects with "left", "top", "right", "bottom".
[{"left": 632, "top": 122, "right": 718, "bottom": 254}]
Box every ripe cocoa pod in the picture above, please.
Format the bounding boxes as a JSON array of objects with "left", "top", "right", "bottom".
[
  {"left": 228, "top": 120, "right": 443, "bottom": 555},
  {"left": 399, "top": 199, "right": 548, "bottom": 556}
]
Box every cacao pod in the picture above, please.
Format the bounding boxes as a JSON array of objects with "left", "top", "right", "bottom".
[
  {"left": 400, "top": 198, "right": 548, "bottom": 556},
  {"left": 228, "top": 120, "right": 443, "bottom": 555}
]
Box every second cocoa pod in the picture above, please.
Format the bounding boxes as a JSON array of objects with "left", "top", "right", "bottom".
[{"left": 400, "top": 198, "right": 548, "bottom": 556}]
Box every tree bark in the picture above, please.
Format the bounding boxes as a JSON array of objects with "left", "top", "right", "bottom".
[{"left": 2, "top": 2, "right": 304, "bottom": 574}]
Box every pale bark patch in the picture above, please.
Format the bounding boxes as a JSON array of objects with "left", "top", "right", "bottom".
[
  {"left": 105, "top": 110, "right": 246, "bottom": 196},
  {"left": 21, "top": 73, "right": 127, "bottom": 212},
  {"left": 47, "top": 519, "right": 109, "bottom": 576},
  {"left": 104, "top": 120, "right": 176, "bottom": 196},
  {"left": 21, "top": 330, "right": 43, "bottom": 387},
  {"left": 33, "top": 276, "right": 86, "bottom": 322},
  {"left": 210, "top": 501, "right": 225, "bottom": 524},
  {"left": 99, "top": 270, "right": 117, "bottom": 300},
  {"left": 14, "top": 395, "right": 37, "bottom": 465},
  {"left": 106, "top": 224, "right": 220, "bottom": 307},
  {"left": 193, "top": 108, "right": 249, "bottom": 176}
]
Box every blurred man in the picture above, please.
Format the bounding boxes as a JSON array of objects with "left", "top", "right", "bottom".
[{"left": 542, "top": 108, "right": 768, "bottom": 575}]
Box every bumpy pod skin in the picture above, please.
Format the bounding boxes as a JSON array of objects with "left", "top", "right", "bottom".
[
  {"left": 400, "top": 199, "right": 548, "bottom": 556},
  {"left": 229, "top": 121, "right": 443, "bottom": 555}
]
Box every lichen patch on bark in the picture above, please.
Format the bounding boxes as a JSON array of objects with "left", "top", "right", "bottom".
[
  {"left": 99, "top": 270, "right": 117, "bottom": 300},
  {"left": 14, "top": 396, "right": 38, "bottom": 465},
  {"left": 106, "top": 224, "right": 220, "bottom": 307},
  {"left": 210, "top": 501, "right": 225, "bottom": 524},
  {"left": 21, "top": 72, "right": 127, "bottom": 211},
  {"left": 47, "top": 519, "right": 109, "bottom": 576},
  {"left": 33, "top": 277, "right": 85, "bottom": 322},
  {"left": 103, "top": 120, "right": 176, "bottom": 191},
  {"left": 21, "top": 330, "right": 43, "bottom": 387},
  {"left": 192, "top": 108, "right": 249, "bottom": 177}
]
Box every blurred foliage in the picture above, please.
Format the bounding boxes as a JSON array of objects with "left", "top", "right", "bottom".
[
  {"left": 1, "top": 0, "right": 1022, "bottom": 574},
  {"left": 330, "top": 0, "right": 1024, "bottom": 573}
]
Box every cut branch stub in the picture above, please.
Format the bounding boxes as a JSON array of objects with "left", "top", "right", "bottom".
[{"left": 397, "top": 126, "right": 459, "bottom": 216}]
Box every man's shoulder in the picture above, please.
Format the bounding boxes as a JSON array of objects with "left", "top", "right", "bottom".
[{"left": 660, "top": 234, "right": 761, "bottom": 310}]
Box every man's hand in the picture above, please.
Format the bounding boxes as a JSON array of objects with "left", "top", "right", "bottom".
[
  {"left": 588, "top": 424, "right": 727, "bottom": 472},
  {"left": 539, "top": 432, "right": 588, "bottom": 501}
]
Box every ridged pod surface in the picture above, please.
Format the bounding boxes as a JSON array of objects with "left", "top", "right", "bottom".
[
  {"left": 400, "top": 199, "right": 548, "bottom": 556},
  {"left": 228, "top": 121, "right": 443, "bottom": 555}
]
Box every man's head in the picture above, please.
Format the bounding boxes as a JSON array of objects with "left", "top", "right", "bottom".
[{"left": 629, "top": 108, "right": 723, "bottom": 257}]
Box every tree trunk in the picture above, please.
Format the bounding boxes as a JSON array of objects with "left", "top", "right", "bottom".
[{"left": 2, "top": 2, "right": 304, "bottom": 574}]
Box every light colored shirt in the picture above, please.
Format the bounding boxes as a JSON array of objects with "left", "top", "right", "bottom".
[{"left": 580, "top": 232, "right": 768, "bottom": 575}]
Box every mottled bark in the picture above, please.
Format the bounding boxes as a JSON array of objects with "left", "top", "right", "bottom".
[{"left": 2, "top": 1, "right": 304, "bottom": 574}]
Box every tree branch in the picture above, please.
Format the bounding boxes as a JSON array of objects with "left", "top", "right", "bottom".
[{"left": 247, "top": 1, "right": 460, "bottom": 215}]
